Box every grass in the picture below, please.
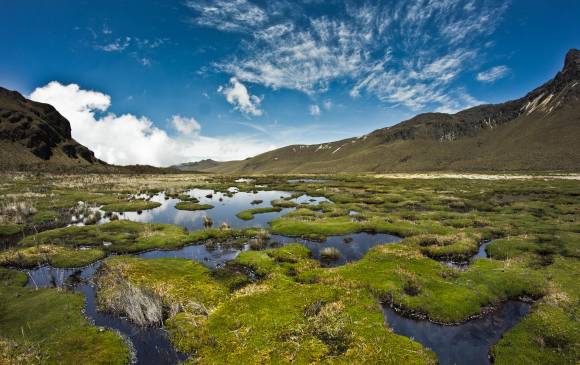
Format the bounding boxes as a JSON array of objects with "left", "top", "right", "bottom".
[
  {"left": 96, "top": 256, "right": 233, "bottom": 327},
  {"left": 175, "top": 202, "right": 214, "bottom": 211},
  {"left": 0, "top": 172, "right": 579, "bottom": 363},
  {"left": 0, "top": 223, "right": 23, "bottom": 236},
  {"left": 491, "top": 257, "right": 580, "bottom": 364},
  {"left": 320, "top": 242, "right": 546, "bottom": 323},
  {"left": 0, "top": 245, "right": 106, "bottom": 268},
  {"left": 0, "top": 268, "right": 129, "bottom": 364},
  {"left": 101, "top": 200, "right": 161, "bottom": 212},
  {"left": 20, "top": 220, "right": 193, "bottom": 253},
  {"left": 235, "top": 207, "right": 282, "bottom": 220}
]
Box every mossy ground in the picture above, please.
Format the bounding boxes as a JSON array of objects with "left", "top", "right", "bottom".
[
  {"left": 101, "top": 200, "right": 161, "bottom": 212},
  {"left": 0, "top": 173, "right": 579, "bottom": 364},
  {"left": 0, "top": 267, "right": 129, "bottom": 364},
  {"left": 175, "top": 202, "right": 214, "bottom": 211},
  {"left": 236, "top": 206, "right": 282, "bottom": 220}
]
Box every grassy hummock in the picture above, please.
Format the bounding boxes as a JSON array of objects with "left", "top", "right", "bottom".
[
  {"left": 235, "top": 207, "right": 282, "bottom": 220},
  {"left": 0, "top": 268, "right": 129, "bottom": 364},
  {"left": 101, "top": 200, "right": 161, "bottom": 213},
  {"left": 175, "top": 202, "right": 214, "bottom": 211},
  {"left": 0, "top": 244, "right": 106, "bottom": 268}
]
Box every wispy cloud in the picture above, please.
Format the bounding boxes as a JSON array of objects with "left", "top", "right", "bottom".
[
  {"left": 476, "top": 65, "right": 511, "bottom": 83},
  {"left": 189, "top": 0, "right": 509, "bottom": 112},
  {"left": 309, "top": 104, "right": 321, "bottom": 116},
  {"left": 185, "top": 0, "right": 268, "bottom": 32}
]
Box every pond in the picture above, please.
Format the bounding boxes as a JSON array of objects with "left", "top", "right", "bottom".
[
  {"left": 383, "top": 301, "right": 531, "bottom": 365},
  {"left": 108, "top": 189, "right": 329, "bottom": 230},
  {"left": 23, "top": 229, "right": 400, "bottom": 364},
  {"left": 26, "top": 263, "right": 187, "bottom": 365}
]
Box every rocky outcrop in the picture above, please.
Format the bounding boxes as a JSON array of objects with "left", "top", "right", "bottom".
[{"left": 0, "top": 87, "right": 101, "bottom": 163}]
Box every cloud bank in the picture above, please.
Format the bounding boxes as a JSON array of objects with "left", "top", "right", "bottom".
[{"left": 30, "top": 82, "right": 275, "bottom": 166}]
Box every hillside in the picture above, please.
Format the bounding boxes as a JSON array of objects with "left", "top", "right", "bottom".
[
  {"left": 191, "top": 49, "right": 580, "bottom": 174},
  {"left": 0, "top": 87, "right": 104, "bottom": 169}
]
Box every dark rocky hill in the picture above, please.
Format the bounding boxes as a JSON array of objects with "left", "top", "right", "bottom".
[{"left": 0, "top": 87, "right": 104, "bottom": 167}]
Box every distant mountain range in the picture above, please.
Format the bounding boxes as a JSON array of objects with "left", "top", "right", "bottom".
[{"left": 175, "top": 49, "right": 580, "bottom": 173}]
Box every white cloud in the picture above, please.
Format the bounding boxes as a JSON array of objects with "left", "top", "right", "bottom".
[
  {"left": 219, "top": 77, "right": 263, "bottom": 116},
  {"left": 186, "top": 0, "right": 268, "bottom": 32},
  {"left": 29, "top": 82, "right": 274, "bottom": 166},
  {"left": 309, "top": 104, "right": 321, "bottom": 116},
  {"left": 96, "top": 37, "right": 131, "bottom": 52},
  {"left": 171, "top": 115, "right": 201, "bottom": 135},
  {"left": 476, "top": 65, "right": 510, "bottom": 83},
  {"left": 195, "top": 0, "right": 508, "bottom": 113}
]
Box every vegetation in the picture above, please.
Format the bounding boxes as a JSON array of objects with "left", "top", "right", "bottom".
[
  {"left": 101, "top": 200, "right": 161, "bottom": 213},
  {"left": 236, "top": 206, "right": 282, "bottom": 220},
  {"left": 0, "top": 172, "right": 578, "bottom": 364},
  {"left": 175, "top": 202, "right": 214, "bottom": 211},
  {"left": 0, "top": 267, "right": 129, "bottom": 364}
]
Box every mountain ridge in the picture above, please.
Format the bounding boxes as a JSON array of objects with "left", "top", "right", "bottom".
[
  {"left": 179, "top": 49, "right": 580, "bottom": 173},
  {"left": 0, "top": 87, "right": 104, "bottom": 167}
]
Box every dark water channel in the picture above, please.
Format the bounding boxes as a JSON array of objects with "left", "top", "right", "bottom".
[{"left": 383, "top": 301, "right": 531, "bottom": 365}]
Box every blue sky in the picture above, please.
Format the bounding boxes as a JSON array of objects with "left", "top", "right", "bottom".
[{"left": 1, "top": 0, "right": 579, "bottom": 166}]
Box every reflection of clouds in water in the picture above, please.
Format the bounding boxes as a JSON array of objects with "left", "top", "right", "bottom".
[{"left": 102, "top": 188, "right": 329, "bottom": 230}]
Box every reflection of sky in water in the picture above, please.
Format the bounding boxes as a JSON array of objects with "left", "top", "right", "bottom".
[
  {"left": 383, "top": 301, "right": 531, "bottom": 365},
  {"left": 113, "top": 189, "right": 329, "bottom": 231},
  {"left": 272, "top": 232, "right": 401, "bottom": 267}
]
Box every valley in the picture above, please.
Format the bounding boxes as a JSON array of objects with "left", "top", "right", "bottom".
[{"left": 0, "top": 172, "right": 578, "bottom": 364}]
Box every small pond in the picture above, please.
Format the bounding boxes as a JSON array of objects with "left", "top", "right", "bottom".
[
  {"left": 383, "top": 301, "right": 531, "bottom": 365},
  {"left": 107, "top": 189, "right": 329, "bottom": 231}
]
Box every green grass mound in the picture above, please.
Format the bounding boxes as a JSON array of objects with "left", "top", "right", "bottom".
[
  {"left": 0, "top": 223, "right": 24, "bottom": 237},
  {"left": 188, "top": 276, "right": 436, "bottom": 364},
  {"left": 0, "top": 268, "right": 129, "bottom": 364},
  {"left": 0, "top": 245, "right": 106, "bottom": 268},
  {"left": 96, "top": 256, "right": 239, "bottom": 326},
  {"left": 20, "top": 220, "right": 192, "bottom": 253},
  {"left": 175, "top": 202, "right": 214, "bottom": 211},
  {"left": 491, "top": 257, "right": 580, "bottom": 364},
  {"left": 236, "top": 207, "right": 282, "bottom": 220},
  {"left": 320, "top": 243, "right": 546, "bottom": 323},
  {"left": 101, "top": 200, "right": 161, "bottom": 213}
]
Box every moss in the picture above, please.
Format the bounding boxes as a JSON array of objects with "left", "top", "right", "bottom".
[
  {"left": 101, "top": 200, "right": 161, "bottom": 212},
  {"left": 190, "top": 276, "right": 436, "bottom": 364},
  {"left": 31, "top": 210, "right": 60, "bottom": 223},
  {"left": 236, "top": 207, "right": 282, "bottom": 220},
  {"left": 491, "top": 257, "right": 580, "bottom": 364},
  {"left": 0, "top": 286, "right": 129, "bottom": 364},
  {"left": 321, "top": 243, "right": 546, "bottom": 323},
  {"left": 234, "top": 243, "right": 317, "bottom": 277},
  {"left": 270, "top": 199, "right": 298, "bottom": 208},
  {"left": 0, "top": 245, "right": 106, "bottom": 268},
  {"left": 0, "top": 223, "right": 23, "bottom": 236},
  {"left": 174, "top": 202, "right": 214, "bottom": 211},
  {"left": 407, "top": 233, "right": 480, "bottom": 261},
  {"left": 20, "top": 220, "right": 193, "bottom": 254},
  {"left": 0, "top": 267, "right": 28, "bottom": 287}
]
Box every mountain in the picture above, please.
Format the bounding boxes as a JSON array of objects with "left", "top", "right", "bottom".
[
  {"left": 0, "top": 87, "right": 104, "bottom": 168},
  {"left": 195, "top": 49, "right": 580, "bottom": 174},
  {"left": 172, "top": 159, "right": 223, "bottom": 172}
]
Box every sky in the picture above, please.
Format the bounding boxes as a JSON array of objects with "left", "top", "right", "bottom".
[{"left": 1, "top": 0, "right": 579, "bottom": 166}]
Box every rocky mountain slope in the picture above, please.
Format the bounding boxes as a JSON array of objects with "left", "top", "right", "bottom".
[
  {"left": 190, "top": 49, "right": 580, "bottom": 173},
  {"left": 0, "top": 87, "right": 104, "bottom": 168}
]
